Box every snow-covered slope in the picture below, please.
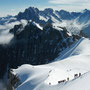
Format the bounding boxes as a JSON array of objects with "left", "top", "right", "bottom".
[
  {"left": 55, "top": 37, "right": 90, "bottom": 60},
  {"left": 13, "top": 38, "right": 90, "bottom": 90}
]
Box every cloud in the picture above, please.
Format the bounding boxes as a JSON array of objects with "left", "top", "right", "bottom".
[
  {"left": 11, "top": 9, "right": 15, "bottom": 12},
  {"left": 0, "top": 30, "right": 14, "bottom": 44},
  {"left": 53, "top": 19, "right": 89, "bottom": 35},
  {"left": 49, "top": 0, "right": 90, "bottom": 5},
  {"left": 46, "top": 0, "right": 90, "bottom": 11},
  {"left": 0, "top": 8, "right": 25, "bottom": 17},
  {"left": 0, "top": 21, "right": 20, "bottom": 30},
  {"left": 0, "top": 21, "right": 21, "bottom": 44},
  {"left": 0, "top": 20, "right": 28, "bottom": 44}
]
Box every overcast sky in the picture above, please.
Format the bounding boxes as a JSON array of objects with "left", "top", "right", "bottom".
[{"left": 0, "top": 0, "right": 90, "bottom": 17}]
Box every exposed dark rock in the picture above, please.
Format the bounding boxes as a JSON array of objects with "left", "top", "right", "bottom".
[{"left": 0, "top": 22, "right": 79, "bottom": 79}]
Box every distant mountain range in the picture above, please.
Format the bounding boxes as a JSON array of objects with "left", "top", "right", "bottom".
[
  {"left": 1, "top": 7, "right": 90, "bottom": 24},
  {"left": 0, "top": 7, "right": 90, "bottom": 37},
  {"left": 16, "top": 7, "right": 90, "bottom": 24}
]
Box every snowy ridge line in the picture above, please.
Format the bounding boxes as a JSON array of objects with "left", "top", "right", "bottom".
[
  {"left": 55, "top": 37, "right": 83, "bottom": 61},
  {"left": 69, "top": 38, "right": 84, "bottom": 57}
]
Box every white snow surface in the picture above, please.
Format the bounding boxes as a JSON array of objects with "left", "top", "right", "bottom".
[
  {"left": 14, "top": 38, "right": 90, "bottom": 90},
  {"left": 39, "top": 15, "right": 48, "bottom": 22},
  {"left": 32, "top": 22, "right": 43, "bottom": 30}
]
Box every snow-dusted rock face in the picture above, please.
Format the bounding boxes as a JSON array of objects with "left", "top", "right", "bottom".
[
  {"left": 0, "top": 15, "right": 17, "bottom": 25},
  {"left": 15, "top": 7, "right": 81, "bottom": 23},
  {"left": 16, "top": 7, "right": 39, "bottom": 22},
  {"left": 80, "top": 24, "right": 90, "bottom": 38},
  {"left": 78, "top": 9, "right": 90, "bottom": 23}
]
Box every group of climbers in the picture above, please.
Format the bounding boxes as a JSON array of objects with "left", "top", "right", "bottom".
[{"left": 48, "top": 70, "right": 82, "bottom": 85}]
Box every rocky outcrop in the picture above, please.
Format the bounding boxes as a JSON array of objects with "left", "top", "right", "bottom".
[{"left": 7, "top": 69, "right": 20, "bottom": 90}]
